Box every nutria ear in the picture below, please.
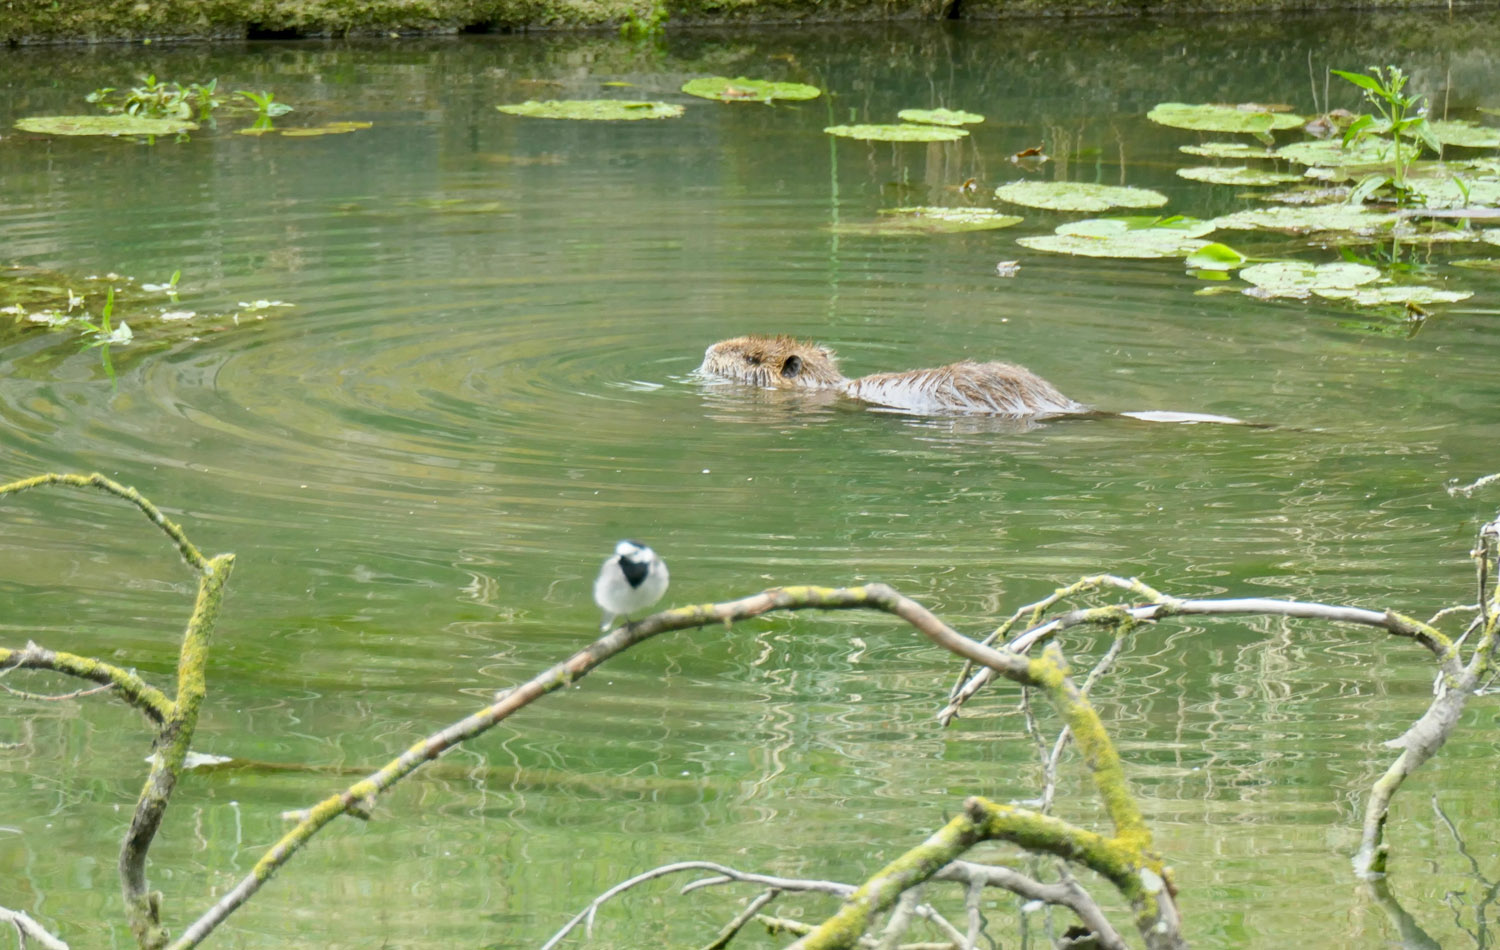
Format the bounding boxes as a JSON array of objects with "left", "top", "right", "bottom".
[{"left": 781, "top": 355, "right": 802, "bottom": 379}]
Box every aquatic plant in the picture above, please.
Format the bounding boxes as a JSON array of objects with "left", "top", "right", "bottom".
[
  {"left": 680, "top": 77, "right": 822, "bottom": 103},
  {"left": 87, "top": 75, "right": 220, "bottom": 121},
  {"left": 498, "top": 100, "right": 683, "bottom": 121},
  {"left": 1332, "top": 66, "right": 1443, "bottom": 205}
]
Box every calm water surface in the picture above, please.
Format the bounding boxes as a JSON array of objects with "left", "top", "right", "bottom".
[{"left": 3, "top": 15, "right": 1500, "bottom": 948}]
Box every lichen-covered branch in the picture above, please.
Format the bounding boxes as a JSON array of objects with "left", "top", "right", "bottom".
[
  {"left": 1353, "top": 518, "right": 1500, "bottom": 877},
  {"left": 1, "top": 473, "right": 232, "bottom": 950},
  {"left": 0, "top": 473, "right": 210, "bottom": 573},
  {"left": 120, "top": 553, "right": 234, "bottom": 949},
  {"left": 786, "top": 796, "right": 1175, "bottom": 950},
  {"left": 169, "top": 583, "right": 1155, "bottom": 949},
  {"left": 0, "top": 642, "right": 173, "bottom": 725}
]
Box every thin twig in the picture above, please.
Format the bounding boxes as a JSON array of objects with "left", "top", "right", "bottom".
[
  {"left": 0, "top": 905, "right": 70, "bottom": 950},
  {"left": 696, "top": 888, "right": 781, "bottom": 950}
]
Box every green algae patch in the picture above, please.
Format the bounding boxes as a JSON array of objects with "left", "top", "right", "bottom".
[
  {"left": 1147, "top": 102, "right": 1305, "bottom": 134},
  {"left": 15, "top": 114, "right": 198, "bottom": 136},
  {"left": 994, "top": 181, "right": 1168, "bottom": 212},
  {"left": 497, "top": 100, "right": 684, "bottom": 121},
  {"left": 680, "top": 77, "right": 821, "bottom": 103},
  {"left": 1238, "top": 261, "right": 1381, "bottom": 299},
  {"left": 1178, "top": 141, "right": 1277, "bottom": 159},
  {"left": 1017, "top": 217, "right": 1211, "bottom": 258},
  {"left": 824, "top": 123, "right": 967, "bottom": 142},
  {"left": 835, "top": 206, "right": 1023, "bottom": 236},
  {"left": 897, "top": 107, "right": 983, "bottom": 126},
  {"left": 1176, "top": 165, "right": 1303, "bottom": 186}
]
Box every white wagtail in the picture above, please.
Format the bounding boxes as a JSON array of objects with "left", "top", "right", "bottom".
[{"left": 593, "top": 540, "right": 669, "bottom": 631}]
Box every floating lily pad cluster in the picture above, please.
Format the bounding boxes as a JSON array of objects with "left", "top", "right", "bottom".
[
  {"left": 994, "top": 89, "right": 1498, "bottom": 322},
  {"left": 824, "top": 103, "right": 982, "bottom": 143}
]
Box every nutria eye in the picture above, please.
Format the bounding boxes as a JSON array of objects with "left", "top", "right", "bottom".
[{"left": 781, "top": 355, "right": 802, "bottom": 378}]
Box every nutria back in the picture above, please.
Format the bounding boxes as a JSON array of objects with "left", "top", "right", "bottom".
[
  {"left": 700, "top": 334, "right": 1086, "bottom": 417},
  {"left": 699, "top": 335, "right": 848, "bottom": 390},
  {"left": 845, "top": 361, "right": 1087, "bottom": 417}
]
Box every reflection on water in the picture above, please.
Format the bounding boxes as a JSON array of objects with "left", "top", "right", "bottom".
[{"left": 3, "top": 14, "right": 1500, "bottom": 949}]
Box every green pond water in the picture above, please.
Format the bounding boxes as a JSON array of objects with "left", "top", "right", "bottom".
[{"left": 3, "top": 14, "right": 1500, "bottom": 949}]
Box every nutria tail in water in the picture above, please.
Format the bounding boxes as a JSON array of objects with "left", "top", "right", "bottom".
[
  {"left": 843, "top": 360, "right": 1089, "bottom": 417},
  {"left": 698, "top": 335, "right": 848, "bottom": 390}
]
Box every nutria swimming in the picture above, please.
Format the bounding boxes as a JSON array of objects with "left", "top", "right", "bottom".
[{"left": 698, "top": 334, "right": 1245, "bottom": 424}]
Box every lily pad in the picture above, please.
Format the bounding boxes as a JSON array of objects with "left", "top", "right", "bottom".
[
  {"left": 1176, "top": 165, "right": 1304, "bottom": 186},
  {"left": 1238, "top": 261, "right": 1381, "bottom": 299},
  {"left": 1210, "top": 205, "right": 1399, "bottom": 234},
  {"left": 1424, "top": 120, "right": 1500, "bottom": 148},
  {"left": 1402, "top": 176, "right": 1500, "bottom": 209},
  {"left": 14, "top": 114, "right": 198, "bottom": 136},
  {"left": 1314, "top": 285, "right": 1473, "bottom": 306},
  {"left": 680, "top": 77, "right": 821, "bottom": 103},
  {"left": 835, "top": 206, "right": 1023, "bottom": 236},
  {"left": 279, "top": 121, "right": 373, "bottom": 137},
  {"left": 1178, "top": 142, "right": 1277, "bottom": 159},
  {"left": 1276, "top": 138, "right": 1395, "bottom": 167},
  {"left": 897, "top": 108, "right": 984, "bottom": 126},
  {"left": 497, "top": 100, "right": 684, "bottom": 121},
  {"left": 824, "top": 123, "right": 968, "bottom": 142},
  {"left": 1016, "top": 217, "right": 1212, "bottom": 258},
  {"left": 1147, "top": 102, "right": 1306, "bottom": 134},
  {"left": 994, "top": 181, "right": 1168, "bottom": 212}
]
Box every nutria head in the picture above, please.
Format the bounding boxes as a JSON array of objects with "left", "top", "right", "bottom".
[{"left": 699, "top": 335, "right": 848, "bottom": 390}]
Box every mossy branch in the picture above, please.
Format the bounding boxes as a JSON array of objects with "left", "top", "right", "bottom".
[
  {"left": 169, "top": 582, "right": 1159, "bottom": 949},
  {"left": 1, "top": 473, "right": 232, "bottom": 950},
  {"left": 0, "top": 472, "right": 211, "bottom": 574},
  {"left": 0, "top": 642, "right": 173, "bottom": 725}
]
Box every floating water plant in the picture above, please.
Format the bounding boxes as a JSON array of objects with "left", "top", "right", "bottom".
[
  {"left": 1237, "top": 261, "right": 1381, "bottom": 299},
  {"left": 1016, "top": 217, "right": 1212, "bottom": 258},
  {"left": 278, "top": 121, "right": 373, "bottom": 137},
  {"left": 1209, "top": 205, "right": 1399, "bottom": 234},
  {"left": 896, "top": 108, "right": 983, "bottom": 126},
  {"left": 835, "top": 207, "right": 1022, "bottom": 236},
  {"left": 823, "top": 123, "right": 967, "bottom": 142},
  {"left": 14, "top": 115, "right": 198, "bottom": 136},
  {"left": 1175, "top": 166, "right": 1304, "bottom": 186},
  {"left": 1315, "top": 285, "right": 1473, "bottom": 305},
  {"left": 1147, "top": 102, "right": 1306, "bottom": 134},
  {"left": 497, "top": 100, "right": 684, "bottom": 121},
  {"left": 1178, "top": 142, "right": 1277, "bottom": 159},
  {"left": 1423, "top": 120, "right": 1500, "bottom": 149},
  {"left": 680, "top": 77, "right": 821, "bottom": 103},
  {"left": 994, "top": 181, "right": 1168, "bottom": 212}
]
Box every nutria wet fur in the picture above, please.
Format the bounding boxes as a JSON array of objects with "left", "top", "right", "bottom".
[{"left": 699, "top": 335, "right": 1087, "bottom": 417}]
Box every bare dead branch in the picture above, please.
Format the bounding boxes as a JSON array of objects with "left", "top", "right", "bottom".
[
  {"left": 0, "top": 905, "right": 69, "bottom": 950},
  {"left": 936, "top": 862, "right": 1125, "bottom": 950},
  {"left": 696, "top": 888, "right": 781, "bottom": 950},
  {"left": 540, "top": 861, "right": 853, "bottom": 950}
]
